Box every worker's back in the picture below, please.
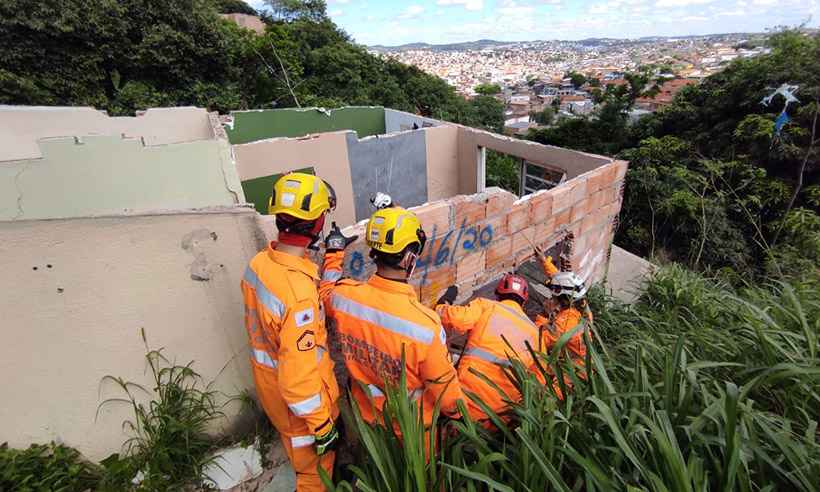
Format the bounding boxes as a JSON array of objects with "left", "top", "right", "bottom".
[
  {"left": 439, "top": 297, "right": 540, "bottom": 421},
  {"left": 326, "top": 274, "right": 462, "bottom": 425}
]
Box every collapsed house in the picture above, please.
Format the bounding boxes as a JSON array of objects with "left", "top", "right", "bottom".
[{"left": 0, "top": 105, "right": 628, "bottom": 461}]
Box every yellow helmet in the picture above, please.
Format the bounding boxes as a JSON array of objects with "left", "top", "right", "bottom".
[
  {"left": 366, "top": 206, "right": 427, "bottom": 255},
  {"left": 268, "top": 172, "right": 336, "bottom": 221}
]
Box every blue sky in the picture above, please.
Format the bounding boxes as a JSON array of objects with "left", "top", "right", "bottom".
[{"left": 247, "top": 0, "right": 819, "bottom": 46}]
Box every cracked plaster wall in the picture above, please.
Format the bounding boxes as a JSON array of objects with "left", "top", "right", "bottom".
[
  {"left": 0, "top": 209, "right": 266, "bottom": 461},
  {"left": 0, "top": 136, "right": 244, "bottom": 221}
]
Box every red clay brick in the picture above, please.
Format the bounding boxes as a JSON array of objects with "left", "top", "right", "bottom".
[
  {"left": 415, "top": 265, "right": 456, "bottom": 307},
  {"left": 571, "top": 177, "right": 589, "bottom": 205},
  {"left": 554, "top": 207, "right": 572, "bottom": 229},
  {"left": 550, "top": 182, "right": 575, "bottom": 212},
  {"left": 456, "top": 251, "right": 486, "bottom": 284},
  {"left": 507, "top": 200, "right": 532, "bottom": 234},
  {"left": 414, "top": 201, "right": 452, "bottom": 236},
  {"left": 590, "top": 190, "right": 607, "bottom": 212},
  {"left": 571, "top": 198, "right": 591, "bottom": 224},
  {"left": 529, "top": 191, "right": 553, "bottom": 224},
  {"left": 535, "top": 217, "right": 556, "bottom": 246},
  {"left": 485, "top": 190, "right": 516, "bottom": 217},
  {"left": 614, "top": 160, "right": 629, "bottom": 181},
  {"left": 512, "top": 225, "right": 536, "bottom": 256},
  {"left": 486, "top": 235, "right": 512, "bottom": 270},
  {"left": 586, "top": 167, "right": 607, "bottom": 193},
  {"left": 602, "top": 163, "right": 618, "bottom": 186},
  {"left": 451, "top": 195, "right": 486, "bottom": 226},
  {"left": 581, "top": 214, "right": 599, "bottom": 235},
  {"left": 482, "top": 213, "right": 508, "bottom": 239}
]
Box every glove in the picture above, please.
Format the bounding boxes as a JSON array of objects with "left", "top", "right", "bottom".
[
  {"left": 324, "top": 222, "right": 358, "bottom": 252},
  {"left": 370, "top": 192, "right": 393, "bottom": 210},
  {"left": 436, "top": 286, "right": 458, "bottom": 306},
  {"left": 542, "top": 255, "right": 559, "bottom": 277},
  {"left": 315, "top": 424, "right": 339, "bottom": 456}
]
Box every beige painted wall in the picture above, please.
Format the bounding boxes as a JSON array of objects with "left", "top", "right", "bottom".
[
  {"left": 0, "top": 208, "right": 267, "bottom": 461},
  {"left": 0, "top": 136, "right": 243, "bottom": 221},
  {"left": 0, "top": 106, "right": 215, "bottom": 162},
  {"left": 455, "top": 125, "right": 613, "bottom": 195},
  {"left": 232, "top": 131, "right": 357, "bottom": 227},
  {"left": 424, "top": 125, "right": 460, "bottom": 201}
]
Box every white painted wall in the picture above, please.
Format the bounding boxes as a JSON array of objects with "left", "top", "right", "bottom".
[
  {"left": 0, "top": 209, "right": 267, "bottom": 461},
  {"left": 384, "top": 108, "right": 441, "bottom": 134}
]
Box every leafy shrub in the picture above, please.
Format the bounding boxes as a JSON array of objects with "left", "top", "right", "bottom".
[{"left": 0, "top": 442, "right": 102, "bottom": 492}]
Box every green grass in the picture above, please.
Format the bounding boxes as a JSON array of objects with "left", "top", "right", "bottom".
[
  {"left": 0, "top": 442, "right": 102, "bottom": 492},
  {"left": 329, "top": 265, "right": 820, "bottom": 491}
]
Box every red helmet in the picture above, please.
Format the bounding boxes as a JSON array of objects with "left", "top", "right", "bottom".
[{"left": 495, "top": 273, "right": 529, "bottom": 304}]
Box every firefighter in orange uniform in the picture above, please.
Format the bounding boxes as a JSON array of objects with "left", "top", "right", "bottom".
[
  {"left": 534, "top": 247, "right": 592, "bottom": 397},
  {"left": 435, "top": 274, "right": 541, "bottom": 422},
  {"left": 320, "top": 206, "right": 464, "bottom": 426},
  {"left": 241, "top": 172, "right": 345, "bottom": 492}
]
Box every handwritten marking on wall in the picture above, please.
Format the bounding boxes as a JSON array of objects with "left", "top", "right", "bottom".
[{"left": 345, "top": 217, "right": 495, "bottom": 286}]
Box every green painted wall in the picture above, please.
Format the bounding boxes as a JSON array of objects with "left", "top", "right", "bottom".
[
  {"left": 226, "top": 107, "right": 385, "bottom": 144},
  {"left": 242, "top": 167, "right": 314, "bottom": 215}
]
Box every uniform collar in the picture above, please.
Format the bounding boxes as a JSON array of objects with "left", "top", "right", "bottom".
[
  {"left": 499, "top": 298, "right": 525, "bottom": 314},
  {"left": 267, "top": 242, "right": 319, "bottom": 280},
  {"left": 368, "top": 274, "right": 418, "bottom": 298}
]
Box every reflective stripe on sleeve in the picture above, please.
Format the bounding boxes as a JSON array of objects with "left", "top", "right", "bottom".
[
  {"left": 463, "top": 347, "right": 512, "bottom": 367},
  {"left": 252, "top": 349, "right": 278, "bottom": 369},
  {"left": 366, "top": 384, "right": 385, "bottom": 398},
  {"left": 288, "top": 393, "right": 322, "bottom": 416},
  {"left": 316, "top": 346, "right": 326, "bottom": 362},
  {"left": 331, "top": 294, "right": 434, "bottom": 345},
  {"left": 244, "top": 267, "right": 285, "bottom": 319},
  {"left": 290, "top": 435, "right": 315, "bottom": 448},
  {"left": 322, "top": 270, "right": 343, "bottom": 282}
]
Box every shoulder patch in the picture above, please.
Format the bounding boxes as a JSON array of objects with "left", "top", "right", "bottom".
[
  {"left": 296, "top": 330, "right": 316, "bottom": 351},
  {"left": 295, "top": 307, "right": 315, "bottom": 327}
]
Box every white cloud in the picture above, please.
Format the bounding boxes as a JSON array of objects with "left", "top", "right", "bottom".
[
  {"left": 589, "top": 3, "right": 609, "bottom": 13},
  {"left": 437, "top": 0, "right": 485, "bottom": 11},
  {"left": 681, "top": 14, "right": 709, "bottom": 20},
  {"left": 332, "top": 0, "right": 350, "bottom": 3},
  {"left": 751, "top": 0, "right": 777, "bottom": 4},
  {"left": 654, "top": 0, "right": 713, "bottom": 6},
  {"left": 716, "top": 8, "right": 745, "bottom": 15},
  {"left": 398, "top": 4, "right": 425, "bottom": 19},
  {"left": 330, "top": 9, "right": 343, "bottom": 16}
]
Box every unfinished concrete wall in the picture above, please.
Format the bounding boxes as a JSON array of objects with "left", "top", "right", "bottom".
[
  {"left": 384, "top": 108, "right": 441, "bottom": 134},
  {"left": 0, "top": 106, "right": 215, "bottom": 162},
  {"left": 347, "top": 131, "right": 428, "bottom": 221},
  {"left": 424, "top": 126, "right": 461, "bottom": 201},
  {"left": 0, "top": 136, "right": 243, "bottom": 221},
  {"left": 455, "top": 125, "right": 613, "bottom": 195},
  {"left": 232, "top": 131, "right": 357, "bottom": 227},
  {"left": 225, "top": 107, "right": 386, "bottom": 144},
  {"left": 338, "top": 158, "right": 627, "bottom": 306},
  {"left": 0, "top": 208, "right": 267, "bottom": 461}
]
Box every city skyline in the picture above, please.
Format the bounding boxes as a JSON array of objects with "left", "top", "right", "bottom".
[{"left": 246, "top": 0, "right": 819, "bottom": 46}]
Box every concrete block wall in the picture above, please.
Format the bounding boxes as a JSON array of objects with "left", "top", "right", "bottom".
[{"left": 338, "top": 158, "right": 627, "bottom": 306}]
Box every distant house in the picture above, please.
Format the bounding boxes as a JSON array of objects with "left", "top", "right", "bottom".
[
  {"left": 220, "top": 13, "right": 266, "bottom": 35},
  {"left": 635, "top": 78, "right": 699, "bottom": 111}
]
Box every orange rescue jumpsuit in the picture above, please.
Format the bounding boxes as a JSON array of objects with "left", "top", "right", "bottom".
[
  {"left": 241, "top": 243, "right": 340, "bottom": 492},
  {"left": 321, "top": 251, "right": 463, "bottom": 427},
  {"left": 535, "top": 256, "right": 592, "bottom": 398},
  {"left": 437, "top": 298, "right": 540, "bottom": 421}
]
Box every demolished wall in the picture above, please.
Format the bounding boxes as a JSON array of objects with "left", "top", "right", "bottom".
[{"left": 337, "top": 158, "right": 627, "bottom": 306}]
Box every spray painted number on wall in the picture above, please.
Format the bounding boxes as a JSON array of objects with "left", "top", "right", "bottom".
[{"left": 346, "top": 218, "right": 494, "bottom": 285}]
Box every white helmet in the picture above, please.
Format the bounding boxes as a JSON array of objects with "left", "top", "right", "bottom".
[{"left": 545, "top": 271, "right": 588, "bottom": 300}]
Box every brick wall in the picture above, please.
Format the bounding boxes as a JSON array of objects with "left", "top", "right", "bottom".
[{"left": 336, "top": 159, "right": 627, "bottom": 307}]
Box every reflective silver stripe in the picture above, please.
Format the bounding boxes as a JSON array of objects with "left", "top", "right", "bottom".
[
  {"left": 366, "top": 384, "right": 385, "bottom": 398},
  {"left": 331, "top": 294, "right": 434, "bottom": 345},
  {"left": 291, "top": 435, "right": 315, "bottom": 448},
  {"left": 244, "top": 267, "right": 285, "bottom": 319},
  {"left": 316, "top": 346, "right": 326, "bottom": 362},
  {"left": 497, "top": 303, "right": 537, "bottom": 328},
  {"left": 288, "top": 393, "right": 321, "bottom": 416},
  {"left": 438, "top": 326, "right": 447, "bottom": 345},
  {"left": 322, "top": 270, "right": 343, "bottom": 282},
  {"left": 409, "top": 389, "right": 423, "bottom": 402},
  {"left": 464, "top": 347, "right": 512, "bottom": 367},
  {"left": 252, "top": 349, "right": 278, "bottom": 369}
]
